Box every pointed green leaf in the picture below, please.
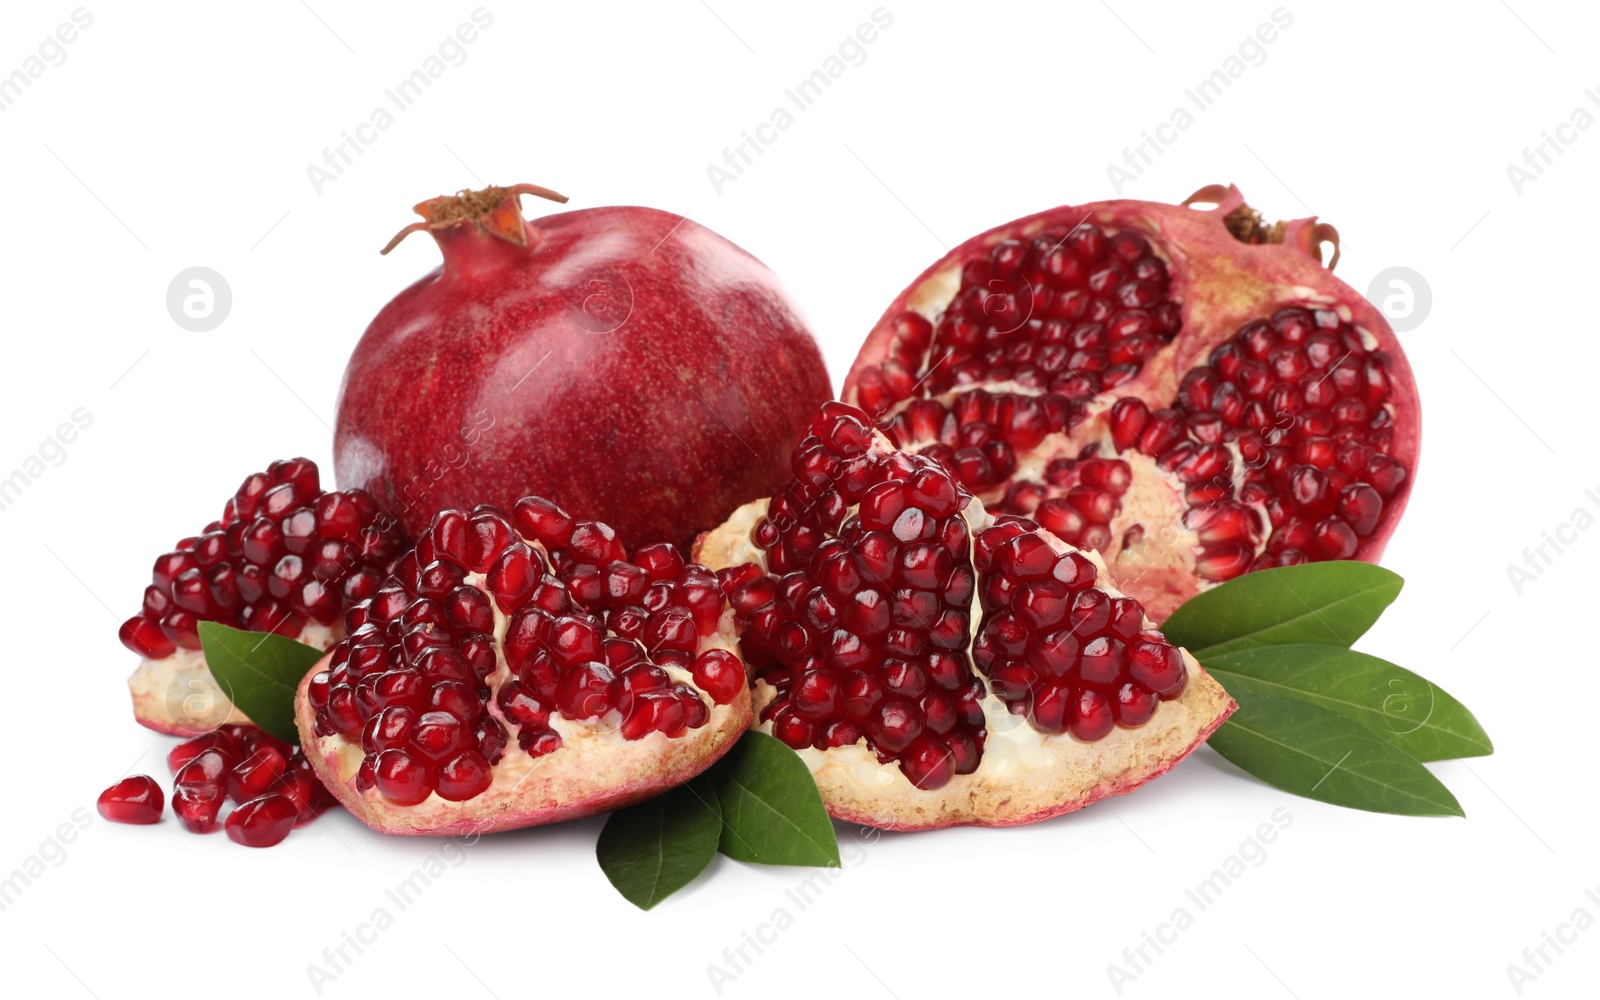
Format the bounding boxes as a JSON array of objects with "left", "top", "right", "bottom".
[
  {"left": 711, "top": 731, "right": 840, "bottom": 868},
  {"left": 597, "top": 777, "right": 722, "bottom": 910},
  {"left": 1207, "top": 694, "right": 1463, "bottom": 817},
  {"left": 1207, "top": 645, "right": 1492, "bottom": 762},
  {"left": 197, "top": 621, "right": 323, "bottom": 743},
  {"left": 1162, "top": 561, "right": 1403, "bottom": 658}
]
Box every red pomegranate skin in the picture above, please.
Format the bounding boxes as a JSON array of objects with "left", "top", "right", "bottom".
[{"left": 335, "top": 198, "right": 832, "bottom": 549}]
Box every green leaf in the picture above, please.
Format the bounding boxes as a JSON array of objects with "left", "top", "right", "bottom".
[
  {"left": 1207, "top": 694, "right": 1463, "bottom": 817},
  {"left": 197, "top": 621, "right": 323, "bottom": 743},
  {"left": 1207, "top": 645, "right": 1492, "bottom": 762},
  {"left": 710, "top": 731, "right": 840, "bottom": 868},
  {"left": 1162, "top": 561, "right": 1403, "bottom": 658},
  {"left": 597, "top": 777, "right": 722, "bottom": 910}
]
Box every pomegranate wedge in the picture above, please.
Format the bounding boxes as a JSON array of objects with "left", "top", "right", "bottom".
[
  {"left": 696, "top": 403, "right": 1233, "bottom": 830},
  {"left": 296, "top": 499, "right": 752, "bottom": 835}
]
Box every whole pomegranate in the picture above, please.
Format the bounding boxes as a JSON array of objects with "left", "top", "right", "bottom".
[
  {"left": 334, "top": 184, "right": 832, "bottom": 550},
  {"left": 294, "top": 496, "right": 752, "bottom": 835},
  {"left": 696, "top": 402, "right": 1234, "bottom": 830},
  {"left": 842, "top": 186, "right": 1420, "bottom": 619}
]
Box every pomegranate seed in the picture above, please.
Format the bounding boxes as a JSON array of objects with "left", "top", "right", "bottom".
[
  {"left": 1115, "top": 682, "right": 1158, "bottom": 727},
  {"left": 900, "top": 736, "right": 955, "bottom": 790},
  {"left": 1029, "top": 681, "right": 1070, "bottom": 732},
  {"left": 97, "top": 776, "right": 164, "bottom": 824},
  {"left": 1128, "top": 641, "right": 1185, "bottom": 697},
  {"left": 173, "top": 781, "right": 224, "bottom": 834},
  {"left": 175, "top": 747, "right": 234, "bottom": 786},
  {"left": 1312, "top": 517, "right": 1359, "bottom": 559},
  {"left": 692, "top": 649, "right": 746, "bottom": 705},
  {"left": 168, "top": 731, "right": 232, "bottom": 773},
  {"left": 374, "top": 749, "right": 433, "bottom": 805},
  {"left": 1338, "top": 484, "right": 1383, "bottom": 536},
  {"left": 556, "top": 661, "right": 615, "bottom": 719},
  {"left": 1069, "top": 688, "right": 1115, "bottom": 741},
  {"left": 435, "top": 751, "right": 493, "bottom": 801},
  {"left": 227, "top": 747, "right": 288, "bottom": 804},
  {"left": 225, "top": 794, "right": 298, "bottom": 848}
]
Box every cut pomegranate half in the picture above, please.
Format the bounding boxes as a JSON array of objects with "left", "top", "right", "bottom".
[
  {"left": 121, "top": 459, "right": 408, "bottom": 735},
  {"left": 695, "top": 403, "right": 1233, "bottom": 830},
  {"left": 843, "top": 187, "right": 1419, "bottom": 619},
  {"left": 294, "top": 498, "right": 753, "bottom": 835}
]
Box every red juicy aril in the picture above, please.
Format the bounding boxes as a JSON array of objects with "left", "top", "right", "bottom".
[
  {"left": 120, "top": 459, "right": 406, "bottom": 735},
  {"left": 695, "top": 402, "right": 1233, "bottom": 830},
  {"left": 294, "top": 497, "right": 752, "bottom": 835},
  {"left": 97, "top": 776, "right": 164, "bottom": 825},
  {"left": 334, "top": 184, "right": 832, "bottom": 551},
  {"left": 843, "top": 186, "right": 1420, "bottom": 619}
]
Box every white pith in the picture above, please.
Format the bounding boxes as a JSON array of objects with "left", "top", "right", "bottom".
[
  {"left": 296, "top": 540, "right": 753, "bottom": 836},
  {"left": 128, "top": 622, "right": 339, "bottom": 735},
  {"left": 693, "top": 442, "right": 1234, "bottom": 830}
]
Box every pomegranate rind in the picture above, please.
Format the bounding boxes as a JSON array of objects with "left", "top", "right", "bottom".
[
  {"left": 337, "top": 200, "right": 833, "bottom": 551},
  {"left": 695, "top": 498, "right": 1235, "bottom": 831},
  {"left": 841, "top": 189, "right": 1420, "bottom": 616},
  {"left": 293, "top": 653, "right": 753, "bottom": 837},
  {"left": 128, "top": 624, "right": 340, "bottom": 736},
  {"left": 792, "top": 649, "right": 1229, "bottom": 831}
]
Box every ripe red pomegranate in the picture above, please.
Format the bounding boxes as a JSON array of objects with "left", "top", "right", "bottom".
[
  {"left": 695, "top": 402, "right": 1233, "bottom": 830},
  {"left": 842, "top": 186, "right": 1419, "bottom": 619},
  {"left": 334, "top": 184, "right": 832, "bottom": 551},
  {"left": 294, "top": 497, "right": 752, "bottom": 835},
  {"left": 120, "top": 459, "right": 407, "bottom": 735}
]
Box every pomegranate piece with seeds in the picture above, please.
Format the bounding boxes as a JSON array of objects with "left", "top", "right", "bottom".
[
  {"left": 843, "top": 187, "right": 1419, "bottom": 619},
  {"left": 335, "top": 183, "right": 831, "bottom": 551},
  {"left": 121, "top": 458, "right": 408, "bottom": 735},
  {"left": 97, "top": 776, "right": 164, "bottom": 824},
  {"left": 293, "top": 498, "right": 753, "bottom": 836},
  {"left": 695, "top": 402, "right": 1234, "bottom": 830}
]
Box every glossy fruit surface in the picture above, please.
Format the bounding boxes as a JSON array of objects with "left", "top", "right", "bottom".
[{"left": 335, "top": 184, "right": 832, "bottom": 550}]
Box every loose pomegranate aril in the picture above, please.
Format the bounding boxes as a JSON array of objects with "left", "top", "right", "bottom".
[
  {"left": 122, "top": 458, "right": 407, "bottom": 736},
  {"left": 97, "top": 776, "right": 164, "bottom": 824},
  {"left": 296, "top": 499, "right": 753, "bottom": 836},
  {"left": 227, "top": 747, "right": 288, "bottom": 804},
  {"left": 844, "top": 187, "right": 1418, "bottom": 620},
  {"left": 172, "top": 781, "right": 224, "bottom": 834},
  {"left": 225, "top": 794, "right": 299, "bottom": 848},
  {"left": 695, "top": 401, "right": 1234, "bottom": 830},
  {"left": 136, "top": 724, "right": 337, "bottom": 844}
]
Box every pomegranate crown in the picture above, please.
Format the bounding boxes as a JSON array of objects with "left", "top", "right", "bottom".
[
  {"left": 380, "top": 183, "right": 568, "bottom": 255},
  {"left": 1183, "top": 183, "right": 1341, "bottom": 269}
]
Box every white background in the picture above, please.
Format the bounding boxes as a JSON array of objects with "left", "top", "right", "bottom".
[{"left": 0, "top": 1, "right": 1594, "bottom": 997}]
